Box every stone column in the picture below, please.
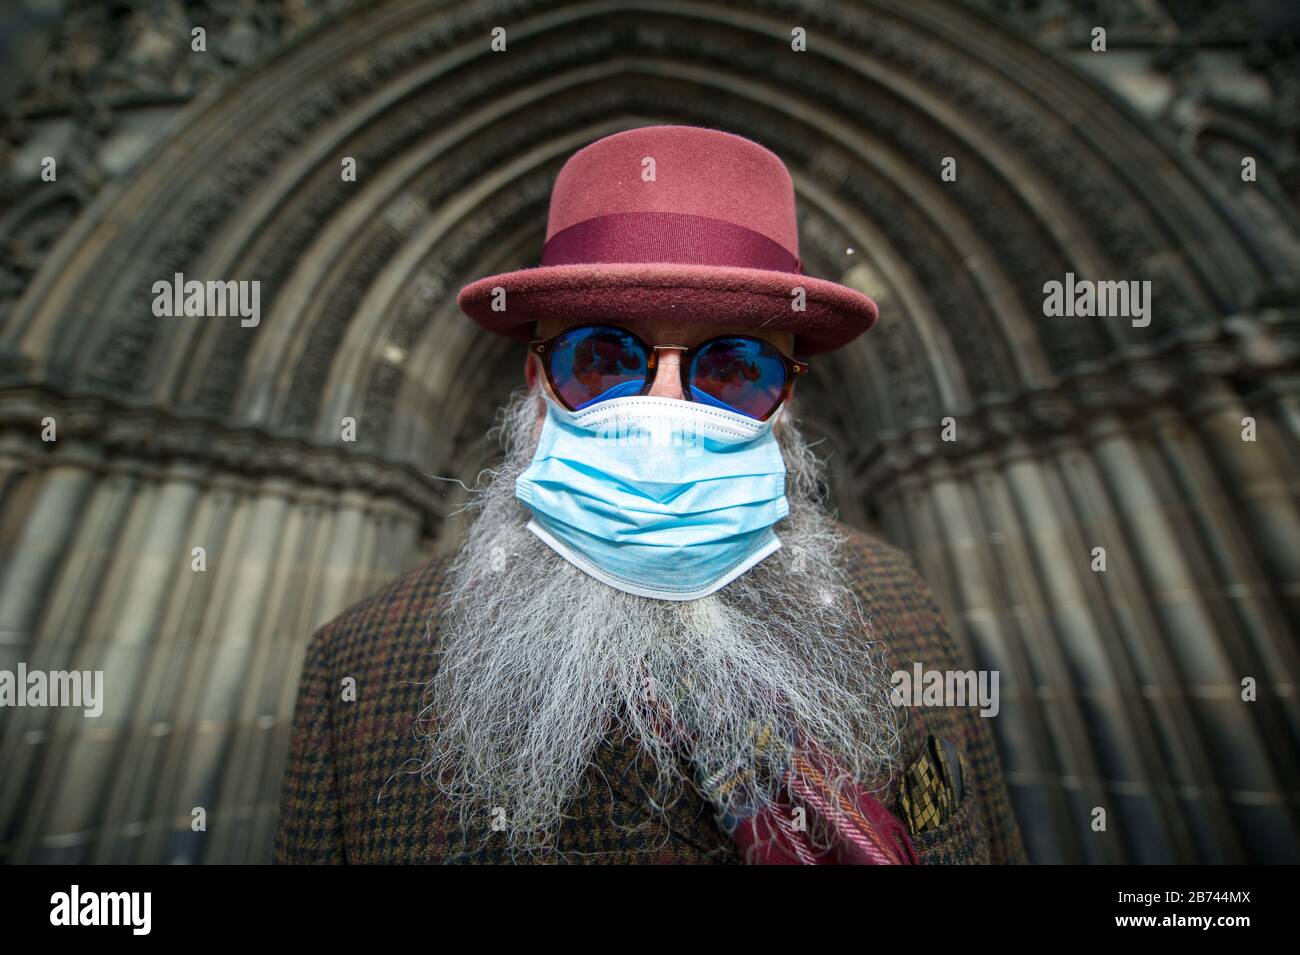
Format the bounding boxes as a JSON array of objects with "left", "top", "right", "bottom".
[{"left": 1190, "top": 382, "right": 1300, "bottom": 630}]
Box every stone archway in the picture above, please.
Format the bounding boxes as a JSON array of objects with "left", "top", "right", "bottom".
[{"left": 1, "top": 0, "right": 1297, "bottom": 863}]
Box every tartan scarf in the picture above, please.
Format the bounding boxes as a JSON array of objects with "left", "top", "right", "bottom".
[{"left": 640, "top": 693, "right": 917, "bottom": 865}]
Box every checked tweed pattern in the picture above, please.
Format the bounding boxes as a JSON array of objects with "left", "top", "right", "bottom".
[{"left": 273, "top": 525, "right": 1028, "bottom": 864}]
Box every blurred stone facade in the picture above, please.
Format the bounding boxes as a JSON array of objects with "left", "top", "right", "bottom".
[{"left": 1, "top": 0, "right": 1297, "bottom": 863}]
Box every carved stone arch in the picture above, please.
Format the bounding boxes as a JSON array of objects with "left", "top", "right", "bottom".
[{"left": 1186, "top": 115, "right": 1300, "bottom": 267}]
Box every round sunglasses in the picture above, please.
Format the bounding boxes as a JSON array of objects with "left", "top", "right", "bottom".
[{"left": 529, "top": 323, "right": 808, "bottom": 421}]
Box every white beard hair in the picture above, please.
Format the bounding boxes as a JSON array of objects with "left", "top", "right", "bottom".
[{"left": 419, "top": 385, "right": 902, "bottom": 858}]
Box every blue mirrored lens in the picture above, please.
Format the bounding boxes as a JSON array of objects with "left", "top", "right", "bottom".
[
  {"left": 689, "top": 337, "right": 786, "bottom": 419},
  {"left": 551, "top": 326, "right": 647, "bottom": 409}
]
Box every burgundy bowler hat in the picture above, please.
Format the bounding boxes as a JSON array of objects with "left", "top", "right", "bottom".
[{"left": 456, "top": 125, "right": 878, "bottom": 356}]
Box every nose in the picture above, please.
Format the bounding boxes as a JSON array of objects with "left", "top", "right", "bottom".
[{"left": 646, "top": 347, "right": 686, "bottom": 400}]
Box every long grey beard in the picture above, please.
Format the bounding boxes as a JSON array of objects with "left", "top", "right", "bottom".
[{"left": 420, "top": 386, "right": 902, "bottom": 856}]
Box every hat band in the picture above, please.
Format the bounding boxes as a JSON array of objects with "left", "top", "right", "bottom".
[{"left": 540, "top": 211, "right": 802, "bottom": 274}]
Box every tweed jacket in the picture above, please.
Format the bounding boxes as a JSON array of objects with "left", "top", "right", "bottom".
[{"left": 273, "top": 526, "right": 1027, "bottom": 864}]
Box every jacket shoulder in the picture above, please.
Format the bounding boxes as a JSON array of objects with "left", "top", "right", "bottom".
[
  {"left": 309, "top": 550, "right": 454, "bottom": 660},
  {"left": 833, "top": 522, "right": 1030, "bottom": 865},
  {"left": 833, "top": 520, "right": 927, "bottom": 589},
  {"left": 273, "top": 551, "right": 455, "bottom": 864},
  {"left": 832, "top": 522, "right": 963, "bottom": 672}
]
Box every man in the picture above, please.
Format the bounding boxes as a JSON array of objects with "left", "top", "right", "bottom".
[{"left": 273, "top": 125, "right": 1026, "bottom": 864}]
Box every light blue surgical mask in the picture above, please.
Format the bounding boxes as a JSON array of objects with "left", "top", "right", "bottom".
[{"left": 515, "top": 394, "right": 789, "bottom": 601}]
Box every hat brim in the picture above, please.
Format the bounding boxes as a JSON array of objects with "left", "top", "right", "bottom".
[{"left": 456, "top": 262, "right": 878, "bottom": 356}]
